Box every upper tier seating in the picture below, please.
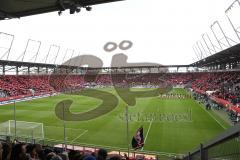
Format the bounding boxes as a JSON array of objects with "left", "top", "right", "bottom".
[{"left": 0, "top": 72, "right": 239, "bottom": 107}]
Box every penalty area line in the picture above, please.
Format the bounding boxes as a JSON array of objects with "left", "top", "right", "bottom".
[
  {"left": 141, "top": 119, "right": 153, "bottom": 151},
  {"left": 71, "top": 130, "right": 88, "bottom": 143}
]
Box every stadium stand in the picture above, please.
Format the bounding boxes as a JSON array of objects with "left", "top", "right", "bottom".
[
  {"left": 0, "top": 72, "right": 240, "bottom": 116},
  {"left": 0, "top": 75, "right": 54, "bottom": 102}
]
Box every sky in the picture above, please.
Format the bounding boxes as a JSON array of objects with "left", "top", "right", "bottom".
[{"left": 0, "top": 0, "right": 239, "bottom": 67}]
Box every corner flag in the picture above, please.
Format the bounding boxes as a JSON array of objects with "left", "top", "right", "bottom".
[{"left": 131, "top": 126, "right": 144, "bottom": 149}]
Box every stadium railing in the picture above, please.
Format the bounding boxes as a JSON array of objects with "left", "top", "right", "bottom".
[{"left": 183, "top": 123, "right": 240, "bottom": 160}]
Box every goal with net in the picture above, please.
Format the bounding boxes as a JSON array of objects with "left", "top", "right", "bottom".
[{"left": 0, "top": 120, "right": 44, "bottom": 140}]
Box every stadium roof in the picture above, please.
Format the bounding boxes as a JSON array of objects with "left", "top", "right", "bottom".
[
  {"left": 0, "top": 59, "right": 192, "bottom": 70},
  {"left": 192, "top": 43, "right": 240, "bottom": 68},
  {"left": 0, "top": 0, "right": 124, "bottom": 20}
]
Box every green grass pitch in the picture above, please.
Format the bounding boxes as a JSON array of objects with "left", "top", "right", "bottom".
[{"left": 0, "top": 88, "right": 231, "bottom": 155}]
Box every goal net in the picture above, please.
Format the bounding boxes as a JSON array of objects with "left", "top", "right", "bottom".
[{"left": 0, "top": 120, "right": 44, "bottom": 140}]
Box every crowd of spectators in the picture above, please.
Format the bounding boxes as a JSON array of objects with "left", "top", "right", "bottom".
[
  {"left": 0, "top": 141, "right": 127, "bottom": 160},
  {"left": 190, "top": 72, "right": 240, "bottom": 104},
  {"left": 0, "top": 75, "right": 54, "bottom": 98},
  {"left": 0, "top": 72, "right": 240, "bottom": 105}
]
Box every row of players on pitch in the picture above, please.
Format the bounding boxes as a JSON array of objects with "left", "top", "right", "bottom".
[{"left": 158, "top": 93, "right": 192, "bottom": 99}]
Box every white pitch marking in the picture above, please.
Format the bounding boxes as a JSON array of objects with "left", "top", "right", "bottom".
[
  {"left": 141, "top": 119, "right": 153, "bottom": 151},
  {"left": 71, "top": 130, "right": 88, "bottom": 143},
  {"left": 198, "top": 103, "right": 227, "bottom": 129}
]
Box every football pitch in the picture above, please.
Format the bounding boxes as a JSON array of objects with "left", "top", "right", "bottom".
[{"left": 0, "top": 88, "right": 231, "bottom": 155}]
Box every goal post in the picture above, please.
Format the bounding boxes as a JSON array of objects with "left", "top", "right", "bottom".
[{"left": 0, "top": 120, "right": 44, "bottom": 140}]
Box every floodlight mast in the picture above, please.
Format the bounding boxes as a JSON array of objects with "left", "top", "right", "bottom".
[
  {"left": 196, "top": 42, "right": 203, "bottom": 59},
  {"left": 225, "top": 0, "right": 240, "bottom": 41},
  {"left": 192, "top": 46, "right": 200, "bottom": 61},
  {"left": 34, "top": 41, "right": 41, "bottom": 63},
  {"left": 62, "top": 48, "right": 72, "bottom": 63},
  {"left": 45, "top": 45, "right": 60, "bottom": 64},
  {"left": 202, "top": 34, "right": 212, "bottom": 55},
  {"left": 210, "top": 23, "right": 223, "bottom": 50},
  {"left": 22, "top": 40, "right": 30, "bottom": 62},
  {"left": 193, "top": 44, "right": 202, "bottom": 61},
  {"left": 211, "top": 21, "right": 231, "bottom": 48},
  {"left": 0, "top": 32, "right": 14, "bottom": 60},
  {"left": 22, "top": 39, "right": 41, "bottom": 62},
  {"left": 54, "top": 46, "right": 61, "bottom": 65},
  {"left": 195, "top": 45, "right": 203, "bottom": 59},
  {"left": 199, "top": 41, "right": 209, "bottom": 57},
  {"left": 205, "top": 33, "right": 217, "bottom": 53}
]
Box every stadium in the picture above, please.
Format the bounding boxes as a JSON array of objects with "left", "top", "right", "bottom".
[{"left": 0, "top": 0, "right": 240, "bottom": 160}]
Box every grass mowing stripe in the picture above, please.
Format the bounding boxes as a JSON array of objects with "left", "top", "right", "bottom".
[{"left": 0, "top": 88, "right": 226, "bottom": 154}]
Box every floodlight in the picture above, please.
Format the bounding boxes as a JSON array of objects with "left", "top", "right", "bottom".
[{"left": 86, "top": 6, "right": 92, "bottom": 11}]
